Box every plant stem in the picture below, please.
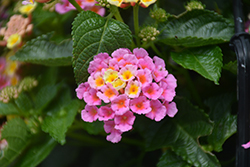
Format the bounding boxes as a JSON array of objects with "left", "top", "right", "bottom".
[
  {"left": 110, "top": 6, "right": 124, "bottom": 22},
  {"left": 133, "top": 4, "right": 140, "bottom": 46},
  {"left": 68, "top": 0, "right": 84, "bottom": 12}
]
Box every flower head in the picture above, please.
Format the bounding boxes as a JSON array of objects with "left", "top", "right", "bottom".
[
  {"left": 19, "top": 2, "right": 37, "bottom": 15},
  {"left": 76, "top": 47, "right": 177, "bottom": 143}
]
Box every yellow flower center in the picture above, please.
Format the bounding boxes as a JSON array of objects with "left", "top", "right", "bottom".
[
  {"left": 104, "top": 69, "right": 118, "bottom": 83},
  {"left": 121, "top": 70, "right": 133, "bottom": 81},
  {"left": 129, "top": 84, "right": 139, "bottom": 95},
  {"left": 95, "top": 77, "right": 104, "bottom": 87}
]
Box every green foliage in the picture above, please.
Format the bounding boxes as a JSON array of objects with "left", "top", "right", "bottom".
[
  {"left": 171, "top": 46, "right": 223, "bottom": 84},
  {"left": 205, "top": 94, "right": 237, "bottom": 152},
  {"left": 0, "top": 118, "right": 30, "bottom": 167},
  {"left": 157, "top": 149, "right": 192, "bottom": 167},
  {"left": 0, "top": 102, "right": 20, "bottom": 115},
  {"left": 41, "top": 98, "right": 81, "bottom": 145},
  {"left": 158, "top": 9, "right": 234, "bottom": 47},
  {"left": 72, "top": 11, "right": 132, "bottom": 84},
  {"left": 11, "top": 33, "right": 73, "bottom": 66},
  {"left": 145, "top": 98, "right": 219, "bottom": 167},
  {"left": 12, "top": 134, "right": 57, "bottom": 167}
]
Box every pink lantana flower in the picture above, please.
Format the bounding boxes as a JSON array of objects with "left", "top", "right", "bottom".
[
  {"left": 111, "top": 94, "right": 130, "bottom": 115},
  {"left": 104, "top": 120, "right": 123, "bottom": 143},
  {"left": 97, "top": 83, "right": 119, "bottom": 103},
  {"left": 88, "top": 71, "right": 105, "bottom": 90},
  {"left": 119, "top": 65, "right": 137, "bottom": 82},
  {"left": 152, "top": 56, "right": 168, "bottom": 82},
  {"left": 75, "top": 82, "right": 90, "bottom": 99},
  {"left": 114, "top": 111, "right": 136, "bottom": 132},
  {"left": 81, "top": 105, "right": 99, "bottom": 122},
  {"left": 242, "top": 141, "right": 250, "bottom": 149},
  {"left": 133, "top": 47, "right": 148, "bottom": 59},
  {"left": 136, "top": 68, "right": 152, "bottom": 88},
  {"left": 84, "top": 88, "right": 102, "bottom": 105},
  {"left": 142, "top": 83, "right": 163, "bottom": 100},
  {"left": 163, "top": 101, "right": 178, "bottom": 117},
  {"left": 111, "top": 48, "right": 132, "bottom": 62},
  {"left": 88, "top": 58, "right": 108, "bottom": 74},
  {"left": 146, "top": 100, "right": 167, "bottom": 121},
  {"left": 138, "top": 55, "right": 155, "bottom": 71},
  {"left": 130, "top": 96, "right": 151, "bottom": 114},
  {"left": 125, "top": 80, "right": 141, "bottom": 98},
  {"left": 159, "top": 74, "right": 177, "bottom": 101},
  {"left": 98, "top": 106, "right": 115, "bottom": 121},
  {"left": 94, "top": 52, "right": 110, "bottom": 64},
  {"left": 118, "top": 53, "right": 138, "bottom": 67}
]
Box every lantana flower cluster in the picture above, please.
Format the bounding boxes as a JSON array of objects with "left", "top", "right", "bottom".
[
  {"left": 55, "top": 0, "right": 105, "bottom": 16},
  {"left": 76, "top": 48, "right": 178, "bottom": 143},
  {"left": 107, "top": 0, "right": 156, "bottom": 8}
]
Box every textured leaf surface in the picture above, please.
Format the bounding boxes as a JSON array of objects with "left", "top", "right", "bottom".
[
  {"left": 14, "top": 93, "right": 33, "bottom": 114},
  {"left": 157, "top": 150, "right": 191, "bottom": 167},
  {"left": 41, "top": 96, "right": 81, "bottom": 145},
  {"left": 11, "top": 33, "right": 73, "bottom": 66},
  {"left": 72, "top": 11, "right": 132, "bottom": 84},
  {"left": 171, "top": 46, "right": 223, "bottom": 84},
  {"left": 0, "top": 102, "right": 20, "bottom": 115},
  {"left": 145, "top": 98, "right": 220, "bottom": 167},
  {"left": 158, "top": 9, "right": 234, "bottom": 47},
  {"left": 205, "top": 94, "right": 237, "bottom": 152},
  {"left": 0, "top": 118, "right": 30, "bottom": 167},
  {"left": 14, "top": 134, "right": 57, "bottom": 167}
]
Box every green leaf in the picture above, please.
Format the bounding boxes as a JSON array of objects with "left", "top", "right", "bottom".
[
  {"left": 82, "top": 121, "right": 104, "bottom": 135},
  {"left": 41, "top": 98, "right": 81, "bottom": 145},
  {"left": 72, "top": 11, "right": 132, "bottom": 84},
  {"left": 0, "top": 102, "right": 20, "bottom": 115},
  {"left": 145, "top": 98, "right": 220, "bottom": 167},
  {"left": 223, "top": 61, "right": 237, "bottom": 75},
  {"left": 158, "top": 9, "right": 234, "bottom": 47},
  {"left": 157, "top": 150, "right": 192, "bottom": 167},
  {"left": 13, "top": 134, "right": 57, "bottom": 167},
  {"left": 0, "top": 118, "right": 30, "bottom": 167},
  {"left": 14, "top": 93, "right": 33, "bottom": 114},
  {"left": 34, "top": 84, "right": 59, "bottom": 111},
  {"left": 205, "top": 94, "right": 237, "bottom": 152},
  {"left": 10, "top": 33, "right": 73, "bottom": 66},
  {"left": 171, "top": 46, "right": 223, "bottom": 84}
]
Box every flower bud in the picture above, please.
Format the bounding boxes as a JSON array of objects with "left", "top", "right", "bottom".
[
  {"left": 150, "top": 5, "right": 169, "bottom": 22},
  {"left": 138, "top": 26, "right": 160, "bottom": 42},
  {"left": 185, "top": 0, "right": 205, "bottom": 11}
]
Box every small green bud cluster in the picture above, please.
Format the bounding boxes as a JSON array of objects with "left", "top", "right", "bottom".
[
  {"left": 96, "top": 0, "right": 110, "bottom": 8},
  {"left": 0, "top": 86, "right": 19, "bottom": 103},
  {"left": 0, "top": 77, "right": 38, "bottom": 103},
  {"left": 18, "top": 77, "right": 38, "bottom": 92},
  {"left": 185, "top": 0, "right": 205, "bottom": 11},
  {"left": 25, "top": 116, "right": 43, "bottom": 134},
  {"left": 139, "top": 26, "right": 160, "bottom": 42},
  {"left": 150, "top": 5, "right": 169, "bottom": 22}
]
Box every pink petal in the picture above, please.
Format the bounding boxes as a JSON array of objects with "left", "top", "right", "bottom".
[{"left": 242, "top": 141, "right": 250, "bottom": 149}]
